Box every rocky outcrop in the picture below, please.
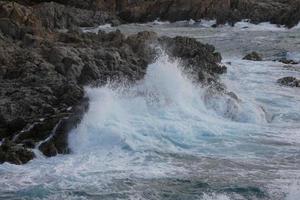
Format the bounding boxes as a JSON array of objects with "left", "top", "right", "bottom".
[
  {"left": 0, "top": 2, "right": 225, "bottom": 164},
  {"left": 0, "top": 0, "right": 118, "bottom": 35},
  {"left": 277, "top": 77, "right": 300, "bottom": 87},
  {"left": 118, "top": 0, "right": 231, "bottom": 23},
  {"left": 226, "top": 0, "right": 300, "bottom": 28},
  {"left": 117, "top": 0, "right": 300, "bottom": 28},
  {"left": 33, "top": 2, "right": 119, "bottom": 30},
  {"left": 0, "top": 140, "right": 35, "bottom": 165},
  {"left": 2, "top": 0, "right": 300, "bottom": 27},
  {"left": 243, "top": 52, "right": 262, "bottom": 61}
]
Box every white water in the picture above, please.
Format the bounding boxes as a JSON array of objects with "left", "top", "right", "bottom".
[
  {"left": 1, "top": 22, "right": 300, "bottom": 199},
  {"left": 70, "top": 54, "right": 267, "bottom": 156}
]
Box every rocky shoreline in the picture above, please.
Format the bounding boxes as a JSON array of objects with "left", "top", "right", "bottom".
[
  {"left": 0, "top": 0, "right": 299, "bottom": 165},
  {"left": 2, "top": 0, "right": 300, "bottom": 28},
  {"left": 0, "top": 1, "right": 228, "bottom": 164}
]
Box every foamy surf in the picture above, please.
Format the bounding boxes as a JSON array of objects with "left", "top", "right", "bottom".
[{"left": 0, "top": 21, "right": 300, "bottom": 200}]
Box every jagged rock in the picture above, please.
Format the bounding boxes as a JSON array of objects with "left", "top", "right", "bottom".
[
  {"left": 243, "top": 52, "right": 263, "bottom": 61},
  {"left": 39, "top": 98, "right": 89, "bottom": 157},
  {"left": 0, "top": 2, "right": 226, "bottom": 164},
  {"left": 0, "top": 140, "right": 35, "bottom": 165},
  {"left": 277, "top": 77, "right": 300, "bottom": 87},
  {"left": 0, "top": 18, "right": 22, "bottom": 39},
  {"left": 2, "top": 0, "right": 300, "bottom": 28},
  {"left": 118, "top": 0, "right": 231, "bottom": 23},
  {"left": 34, "top": 2, "right": 117, "bottom": 30}
]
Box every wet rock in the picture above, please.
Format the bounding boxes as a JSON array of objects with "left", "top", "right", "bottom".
[
  {"left": 279, "top": 58, "right": 299, "bottom": 65},
  {"left": 277, "top": 77, "right": 300, "bottom": 87},
  {"left": 39, "top": 98, "right": 89, "bottom": 157},
  {"left": 14, "top": 117, "right": 62, "bottom": 143},
  {"left": 39, "top": 142, "right": 57, "bottom": 157},
  {"left": 20, "top": 139, "right": 35, "bottom": 148},
  {"left": 243, "top": 52, "right": 263, "bottom": 61},
  {"left": 7, "top": 118, "right": 27, "bottom": 134},
  {"left": 0, "top": 140, "right": 35, "bottom": 165},
  {"left": 226, "top": 91, "right": 240, "bottom": 101}
]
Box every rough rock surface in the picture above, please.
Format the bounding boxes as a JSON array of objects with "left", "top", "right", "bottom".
[
  {"left": 277, "top": 77, "right": 300, "bottom": 87},
  {"left": 0, "top": 1, "right": 225, "bottom": 164},
  {"left": 0, "top": 140, "right": 35, "bottom": 165},
  {"left": 226, "top": 0, "right": 300, "bottom": 28},
  {"left": 117, "top": 0, "right": 300, "bottom": 28},
  {"left": 3, "top": 0, "right": 300, "bottom": 28}
]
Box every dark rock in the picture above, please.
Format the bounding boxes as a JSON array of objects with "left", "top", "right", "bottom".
[
  {"left": 226, "top": 91, "right": 240, "bottom": 101},
  {"left": 22, "top": 33, "right": 42, "bottom": 47},
  {"left": 39, "top": 142, "right": 57, "bottom": 157},
  {"left": 21, "top": 139, "right": 35, "bottom": 148},
  {"left": 7, "top": 118, "right": 27, "bottom": 134},
  {"left": 78, "top": 63, "right": 102, "bottom": 85},
  {"left": 2, "top": 0, "right": 300, "bottom": 28},
  {"left": 243, "top": 52, "right": 263, "bottom": 61},
  {"left": 39, "top": 98, "right": 89, "bottom": 157},
  {"left": 0, "top": 140, "right": 35, "bottom": 165},
  {"left": 34, "top": 2, "right": 117, "bottom": 30},
  {"left": 279, "top": 58, "right": 299, "bottom": 65},
  {"left": 0, "top": 18, "right": 21, "bottom": 39},
  {"left": 277, "top": 77, "right": 300, "bottom": 87},
  {"left": 14, "top": 117, "right": 61, "bottom": 143}
]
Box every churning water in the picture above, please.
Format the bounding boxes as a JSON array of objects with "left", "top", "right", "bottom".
[{"left": 1, "top": 22, "right": 300, "bottom": 199}]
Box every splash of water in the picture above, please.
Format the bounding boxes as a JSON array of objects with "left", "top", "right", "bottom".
[
  {"left": 0, "top": 50, "right": 299, "bottom": 199},
  {"left": 69, "top": 52, "right": 267, "bottom": 159}
]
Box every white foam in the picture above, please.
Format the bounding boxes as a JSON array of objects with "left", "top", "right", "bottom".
[
  {"left": 234, "top": 20, "right": 286, "bottom": 31},
  {"left": 286, "top": 52, "right": 300, "bottom": 62},
  {"left": 286, "top": 182, "right": 300, "bottom": 200},
  {"left": 151, "top": 19, "right": 170, "bottom": 25},
  {"left": 292, "top": 22, "right": 300, "bottom": 30},
  {"left": 1, "top": 47, "right": 300, "bottom": 199},
  {"left": 68, "top": 52, "right": 268, "bottom": 159},
  {"left": 82, "top": 24, "right": 112, "bottom": 33},
  {"left": 202, "top": 193, "right": 231, "bottom": 200}
]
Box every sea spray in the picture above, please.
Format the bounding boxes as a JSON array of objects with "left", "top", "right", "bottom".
[{"left": 69, "top": 53, "right": 266, "bottom": 157}]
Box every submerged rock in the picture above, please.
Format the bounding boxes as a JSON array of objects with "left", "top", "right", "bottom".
[
  {"left": 243, "top": 52, "right": 263, "bottom": 61},
  {"left": 278, "top": 58, "right": 299, "bottom": 65},
  {"left": 277, "top": 77, "right": 300, "bottom": 87}
]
